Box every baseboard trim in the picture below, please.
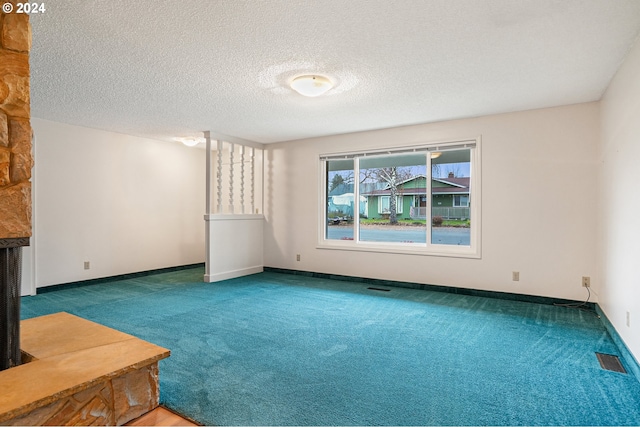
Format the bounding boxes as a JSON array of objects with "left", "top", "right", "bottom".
[
  {"left": 596, "top": 305, "right": 640, "bottom": 383},
  {"left": 263, "top": 266, "right": 596, "bottom": 309},
  {"left": 36, "top": 263, "right": 205, "bottom": 294},
  {"left": 204, "top": 266, "right": 263, "bottom": 283}
]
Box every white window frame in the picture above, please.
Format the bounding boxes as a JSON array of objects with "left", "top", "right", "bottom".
[
  {"left": 453, "top": 194, "right": 469, "bottom": 207},
  {"left": 378, "top": 196, "right": 403, "bottom": 214},
  {"left": 318, "top": 137, "right": 481, "bottom": 259}
]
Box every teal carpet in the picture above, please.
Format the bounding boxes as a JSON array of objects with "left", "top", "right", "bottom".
[{"left": 21, "top": 268, "right": 640, "bottom": 425}]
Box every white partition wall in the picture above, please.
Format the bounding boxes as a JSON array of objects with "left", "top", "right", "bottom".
[{"left": 204, "top": 132, "right": 265, "bottom": 282}]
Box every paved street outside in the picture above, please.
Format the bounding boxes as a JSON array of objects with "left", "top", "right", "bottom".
[{"left": 326, "top": 226, "right": 470, "bottom": 245}]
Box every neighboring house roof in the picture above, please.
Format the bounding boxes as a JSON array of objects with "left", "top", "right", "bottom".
[
  {"left": 362, "top": 176, "right": 470, "bottom": 196},
  {"left": 394, "top": 174, "right": 427, "bottom": 187},
  {"left": 433, "top": 177, "right": 468, "bottom": 188}
]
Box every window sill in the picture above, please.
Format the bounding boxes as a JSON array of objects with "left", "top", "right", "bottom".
[{"left": 316, "top": 241, "right": 481, "bottom": 259}]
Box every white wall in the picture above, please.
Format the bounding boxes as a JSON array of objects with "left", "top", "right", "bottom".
[
  {"left": 205, "top": 215, "right": 264, "bottom": 282},
  {"left": 598, "top": 37, "right": 640, "bottom": 361},
  {"left": 31, "top": 119, "right": 206, "bottom": 288},
  {"left": 264, "top": 103, "right": 599, "bottom": 301}
]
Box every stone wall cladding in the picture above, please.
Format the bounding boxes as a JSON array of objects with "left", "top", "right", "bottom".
[
  {"left": 3, "top": 363, "right": 161, "bottom": 426},
  {"left": 0, "top": 2, "right": 32, "bottom": 239}
]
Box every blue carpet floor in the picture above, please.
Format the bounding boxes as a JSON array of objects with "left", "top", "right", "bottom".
[{"left": 21, "top": 268, "right": 640, "bottom": 426}]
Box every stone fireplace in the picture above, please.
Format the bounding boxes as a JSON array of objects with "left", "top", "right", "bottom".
[
  {"left": 0, "top": 3, "right": 34, "bottom": 372},
  {"left": 0, "top": 245, "right": 23, "bottom": 370},
  {"left": 0, "top": 10, "right": 172, "bottom": 426}
]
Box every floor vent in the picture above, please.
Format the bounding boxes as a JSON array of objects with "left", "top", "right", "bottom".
[
  {"left": 595, "top": 352, "right": 627, "bottom": 374},
  {"left": 367, "top": 287, "right": 390, "bottom": 292}
]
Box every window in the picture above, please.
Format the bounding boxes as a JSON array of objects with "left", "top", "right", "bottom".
[
  {"left": 326, "top": 159, "right": 354, "bottom": 241},
  {"left": 379, "top": 196, "right": 403, "bottom": 214},
  {"left": 320, "top": 138, "right": 481, "bottom": 257},
  {"left": 453, "top": 195, "right": 469, "bottom": 207}
]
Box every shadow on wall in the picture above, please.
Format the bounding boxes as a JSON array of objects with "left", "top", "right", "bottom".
[{"left": 263, "top": 147, "right": 284, "bottom": 264}]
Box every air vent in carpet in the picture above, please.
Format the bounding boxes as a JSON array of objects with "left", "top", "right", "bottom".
[
  {"left": 595, "top": 352, "right": 627, "bottom": 374},
  {"left": 367, "top": 287, "right": 390, "bottom": 292}
]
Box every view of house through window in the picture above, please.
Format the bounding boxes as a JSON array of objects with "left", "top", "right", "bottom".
[
  {"left": 323, "top": 141, "right": 477, "bottom": 254},
  {"left": 431, "top": 149, "right": 471, "bottom": 246},
  {"left": 326, "top": 159, "right": 355, "bottom": 240},
  {"left": 359, "top": 154, "right": 427, "bottom": 243}
]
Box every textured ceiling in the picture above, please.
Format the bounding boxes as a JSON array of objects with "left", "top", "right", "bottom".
[{"left": 29, "top": 0, "right": 640, "bottom": 144}]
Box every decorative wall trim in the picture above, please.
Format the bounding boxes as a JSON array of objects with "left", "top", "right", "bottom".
[
  {"left": 0, "top": 237, "right": 29, "bottom": 248},
  {"left": 35, "top": 263, "right": 204, "bottom": 294}
]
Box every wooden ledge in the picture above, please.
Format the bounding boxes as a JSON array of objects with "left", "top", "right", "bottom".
[{"left": 0, "top": 312, "right": 170, "bottom": 424}]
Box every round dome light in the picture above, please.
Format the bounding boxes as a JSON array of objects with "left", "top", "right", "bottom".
[
  {"left": 290, "top": 75, "right": 333, "bottom": 97},
  {"left": 174, "top": 137, "right": 203, "bottom": 147}
]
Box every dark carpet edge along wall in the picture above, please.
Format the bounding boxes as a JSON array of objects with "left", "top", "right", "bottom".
[
  {"left": 597, "top": 305, "right": 640, "bottom": 382},
  {"left": 22, "top": 266, "right": 640, "bottom": 426},
  {"left": 263, "top": 267, "right": 596, "bottom": 309},
  {"left": 264, "top": 267, "right": 640, "bottom": 384},
  {"left": 36, "top": 263, "right": 206, "bottom": 294},
  {"left": 31, "top": 263, "right": 640, "bottom": 385}
]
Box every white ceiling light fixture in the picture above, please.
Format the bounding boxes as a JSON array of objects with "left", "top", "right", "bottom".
[
  {"left": 290, "top": 75, "right": 333, "bottom": 97},
  {"left": 174, "top": 137, "right": 204, "bottom": 147}
]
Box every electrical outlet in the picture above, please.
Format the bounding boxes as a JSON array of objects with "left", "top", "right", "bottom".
[
  {"left": 84, "top": 261, "right": 90, "bottom": 270},
  {"left": 582, "top": 276, "right": 590, "bottom": 287},
  {"left": 296, "top": 254, "right": 300, "bottom": 262},
  {"left": 512, "top": 271, "right": 519, "bottom": 281}
]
